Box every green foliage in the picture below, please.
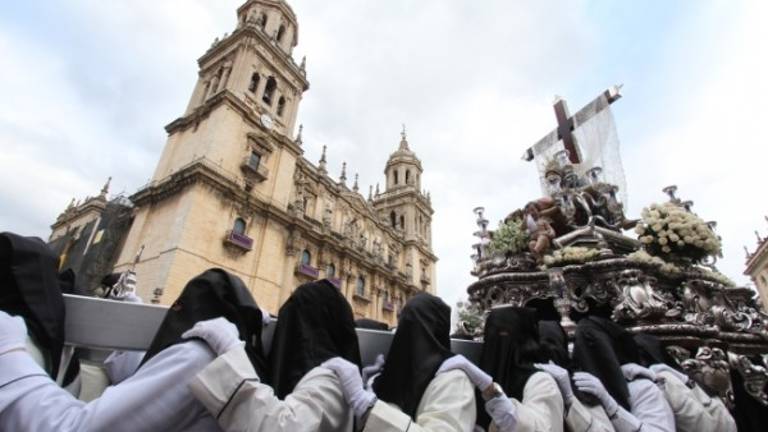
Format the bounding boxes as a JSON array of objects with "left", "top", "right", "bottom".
[
  {"left": 488, "top": 218, "right": 529, "bottom": 256},
  {"left": 455, "top": 300, "right": 484, "bottom": 335}
]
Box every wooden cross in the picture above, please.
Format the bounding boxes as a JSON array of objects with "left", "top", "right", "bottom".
[{"left": 523, "top": 85, "right": 622, "bottom": 164}]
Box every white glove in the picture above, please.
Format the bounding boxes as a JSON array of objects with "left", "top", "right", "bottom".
[
  {"left": 322, "top": 357, "right": 377, "bottom": 422},
  {"left": 650, "top": 363, "right": 689, "bottom": 384},
  {"left": 362, "top": 354, "right": 385, "bottom": 388},
  {"left": 0, "top": 311, "right": 27, "bottom": 356},
  {"left": 485, "top": 394, "right": 518, "bottom": 432},
  {"left": 259, "top": 308, "right": 273, "bottom": 325},
  {"left": 182, "top": 317, "right": 244, "bottom": 356},
  {"left": 620, "top": 362, "right": 656, "bottom": 381},
  {"left": 535, "top": 361, "right": 574, "bottom": 404},
  {"left": 573, "top": 371, "right": 618, "bottom": 415},
  {"left": 436, "top": 354, "right": 492, "bottom": 390}
]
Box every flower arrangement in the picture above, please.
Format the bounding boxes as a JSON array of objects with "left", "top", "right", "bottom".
[
  {"left": 542, "top": 246, "right": 602, "bottom": 268},
  {"left": 488, "top": 218, "right": 529, "bottom": 256},
  {"left": 627, "top": 250, "right": 681, "bottom": 276},
  {"left": 635, "top": 202, "right": 721, "bottom": 262}
]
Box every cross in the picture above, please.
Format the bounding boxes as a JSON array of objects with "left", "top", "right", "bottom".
[{"left": 522, "top": 85, "right": 623, "bottom": 163}]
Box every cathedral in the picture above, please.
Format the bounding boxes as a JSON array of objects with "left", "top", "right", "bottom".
[{"left": 48, "top": 0, "right": 437, "bottom": 325}]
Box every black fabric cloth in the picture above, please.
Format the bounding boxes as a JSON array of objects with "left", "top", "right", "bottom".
[
  {"left": 572, "top": 316, "right": 639, "bottom": 410},
  {"left": 372, "top": 292, "right": 453, "bottom": 420},
  {"left": 634, "top": 333, "right": 683, "bottom": 371},
  {"left": 539, "top": 320, "right": 569, "bottom": 369},
  {"left": 0, "top": 232, "right": 67, "bottom": 379},
  {"left": 730, "top": 366, "right": 768, "bottom": 432},
  {"left": 475, "top": 306, "right": 541, "bottom": 430},
  {"left": 140, "top": 268, "right": 267, "bottom": 379},
  {"left": 269, "top": 279, "right": 361, "bottom": 399},
  {"left": 57, "top": 269, "right": 78, "bottom": 295},
  {"left": 355, "top": 318, "right": 389, "bottom": 331}
]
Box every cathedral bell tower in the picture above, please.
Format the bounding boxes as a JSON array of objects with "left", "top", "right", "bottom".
[
  {"left": 373, "top": 128, "right": 436, "bottom": 292},
  {"left": 112, "top": 0, "right": 310, "bottom": 307}
]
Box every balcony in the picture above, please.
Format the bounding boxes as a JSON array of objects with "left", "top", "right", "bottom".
[
  {"left": 295, "top": 263, "right": 319, "bottom": 279},
  {"left": 224, "top": 230, "right": 253, "bottom": 251},
  {"left": 240, "top": 157, "right": 269, "bottom": 183},
  {"left": 382, "top": 301, "right": 394, "bottom": 312},
  {"left": 420, "top": 273, "right": 431, "bottom": 284},
  {"left": 328, "top": 277, "right": 342, "bottom": 289}
]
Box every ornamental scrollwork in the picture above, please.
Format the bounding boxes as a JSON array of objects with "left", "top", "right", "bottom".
[{"left": 728, "top": 352, "right": 768, "bottom": 407}]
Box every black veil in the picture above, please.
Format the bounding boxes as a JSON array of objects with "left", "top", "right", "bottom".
[
  {"left": 634, "top": 333, "right": 683, "bottom": 371},
  {"left": 538, "top": 320, "right": 569, "bottom": 369}
]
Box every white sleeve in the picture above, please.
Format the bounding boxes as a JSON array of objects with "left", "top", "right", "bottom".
[
  {"left": 364, "top": 369, "right": 476, "bottom": 432},
  {"left": 619, "top": 379, "right": 674, "bottom": 432},
  {"left": 189, "top": 347, "right": 353, "bottom": 432},
  {"left": 0, "top": 342, "right": 218, "bottom": 432},
  {"left": 511, "top": 372, "right": 565, "bottom": 432},
  {"left": 659, "top": 371, "right": 736, "bottom": 432},
  {"left": 103, "top": 350, "right": 145, "bottom": 384},
  {"left": 566, "top": 397, "right": 616, "bottom": 432}
]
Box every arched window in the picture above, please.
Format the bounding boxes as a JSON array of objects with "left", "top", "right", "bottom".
[
  {"left": 390, "top": 211, "right": 396, "bottom": 228},
  {"left": 399, "top": 215, "right": 405, "bottom": 230},
  {"left": 405, "top": 170, "right": 411, "bottom": 184},
  {"left": 259, "top": 13, "right": 268, "bottom": 29},
  {"left": 276, "top": 25, "right": 286, "bottom": 43},
  {"left": 301, "top": 249, "right": 311, "bottom": 266},
  {"left": 393, "top": 170, "right": 399, "bottom": 185},
  {"left": 248, "top": 73, "right": 260, "bottom": 93},
  {"left": 276, "top": 96, "right": 286, "bottom": 117},
  {"left": 262, "top": 76, "right": 277, "bottom": 105},
  {"left": 356, "top": 276, "right": 365, "bottom": 297},
  {"left": 233, "top": 217, "right": 246, "bottom": 235},
  {"left": 326, "top": 263, "right": 336, "bottom": 279}
]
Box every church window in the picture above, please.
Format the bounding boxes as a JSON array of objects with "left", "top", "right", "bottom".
[
  {"left": 393, "top": 170, "right": 399, "bottom": 185},
  {"left": 356, "top": 276, "right": 366, "bottom": 297},
  {"left": 248, "top": 73, "right": 260, "bottom": 93},
  {"left": 390, "top": 211, "right": 396, "bottom": 228},
  {"left": 277, "top": 97, "right": 286, "bottom": 117},
  {"left": 399, "top": 215, "right": 405, "bottom": 230},
  {"left": 406, "top": 170, "right": 411, "bottom": 184},
  {"left": 262, "top": 77, "right": 277, "bottom": 105},
  {"left": 248, "top": 151, "right": 261, "bottom": 169},
  {"left": 301, "top": 249, "right": 311, "bottom": 266},
  {"left": 233, "top": 217, "right": 247, "bottom": 235},
  {"left": 277, "top": 25, "right": 286, "bottom": 43},
  {"left": 326, "top": 263, "right": 336, "bottom": 278},
  {"left": 259, "top": 13, "right": 268, "bottom": 29}
]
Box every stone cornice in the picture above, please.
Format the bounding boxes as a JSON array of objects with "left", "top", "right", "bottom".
[
  {"left": 164, "top": 90, "right": 303, "bottom": 158},
  {"left": 745, "top": 238, "right": 768, "bottom": 275},
  {"left": 373, "top": 188, "right": 433, "bottom": 216}
]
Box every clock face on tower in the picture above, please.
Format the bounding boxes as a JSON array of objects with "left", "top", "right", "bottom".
[{"left": 260, "top": 113, "right": 274, "bottom": 131}]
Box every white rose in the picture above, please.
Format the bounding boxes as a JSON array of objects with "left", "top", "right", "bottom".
[
  {"left": 658, "top": 237, "right": 668, "bottom": 245},
  {"left": 662, "top": 246, "right": 672, "bottom": 253},
  {"left": 677, "top": 240, "right": 685, "bottom": 247},
  {"left": 669, "top": 233, "right": 680, "bottom": 242}
]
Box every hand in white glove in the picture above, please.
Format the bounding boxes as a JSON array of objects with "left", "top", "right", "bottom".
[
  {"left": 535, "top": 361, "right": 574, "bottom": 404},
  {"left": 573, "top": 371, "right": 618, "bottom": 416},
  {"left": 620, "top": 362, "right": 656, "bottom": 382},
  {"left": 436, "top": 354, "right": 492, "bottom": 391},
  {"left": 182, "top": 317, "right": 244, "bottom": 356},
  {"left": 362, "top": 354, "right": 385, "bottom": 388},
  {"left": 259, "top": 308, "right": 273, "bottom": 325},
  {"left": 322, "top": 357, "right": 377, "bottom": 422},
  {"left": 485, "top": 394, "right": 518, "bottom": 432},
  {"left": 650, "top": 363, "right": 689, "bottom": 384},
  {"left": 0, "top": 311, "right": 28, "bottom": 356}
]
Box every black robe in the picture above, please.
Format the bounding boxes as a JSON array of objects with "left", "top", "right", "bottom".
[
  {"left": 269, "top": 279, "right": 361, "bottom": 399},
  {"left": 538, "top": 320, "right": 570, "bottom": 369},
  {"left": 372, "top": 292, "right": 454, "bottom": 420},
  {"left": 0, "top": 232, "right": 68, "bottom": 379},
  {"left": 572, "top": 316, "right": 640, "bottom": 410},
  {"left": 633, "top": 333, "right": 683, "bottom": 371},
  {"left": 140, "top": 268, "right": 267, "bottom": 379},
  {"left": 476, "top": 306, "right": 541, "bottom": 430}
]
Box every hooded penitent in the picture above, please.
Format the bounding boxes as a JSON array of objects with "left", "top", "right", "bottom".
[
  {"left": 372, "top": 292, "right": 453, "bottom": 419},
  {"left": 634, "top": 333, "right": 683, "bottom": 371},
  {"left": 539, "top": 320, "right": 569, "bottom": 369},
  {"left": 0, "top": 232, "right": 67, "bottom": 379},
  {"left": 140, "top": 268, "right": 267, "bottom": 378},
  {"left": 269, "top": 279, "right": 361, "bottom": 399},
  {"left": 573, "top": 316, "right": 640, "bottom": 410},
  {"left": 476, "top": 306, "right": 541, "bottom": 429}
]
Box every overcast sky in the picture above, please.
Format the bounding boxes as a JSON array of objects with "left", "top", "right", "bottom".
[{"left": 2, "top": 1, "right": 768, "bottom": 312}]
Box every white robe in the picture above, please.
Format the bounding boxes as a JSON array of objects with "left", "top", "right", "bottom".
[
  {"left": 0, "top": 340, "right": 221, "bottom": 432},
  {"left": 656, "top": 370, "right": 736, "bottom": 432},
  {"left": 189, "top": 346, "right": 354, "bottom": 432},
  {"left": 489, "top": 371, "right": 565, "bottom": 432},
  {"left": 610, "top": 378, "right": 675, "bottom": 432},
  {"left": 364, "top": 369, "right": 477, "bottom": 432},
  {"left": 565, "top": 397, "right": 615, "bottom": 432}
]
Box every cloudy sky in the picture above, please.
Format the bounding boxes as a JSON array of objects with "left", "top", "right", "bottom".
[{"left": 2, "top": 1, "right": 768, "bottom": 312}]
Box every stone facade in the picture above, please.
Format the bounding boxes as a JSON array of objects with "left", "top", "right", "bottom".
[
  {"left": 744, "top": 221, "right": 768, "bottom": 312},
  {"left": 49, "top": 0, "right": 437, "bottom": 326}
]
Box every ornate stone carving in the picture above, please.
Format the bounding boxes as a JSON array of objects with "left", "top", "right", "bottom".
[
  {"left": 681, "top": 346, "right": 733, "bottom": 406},
  {"left": 611, "top": 270, "right": 668, "bottom": 324},
  {"left": 729, "top": 353, "right": 768, "bottom": 407}
]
